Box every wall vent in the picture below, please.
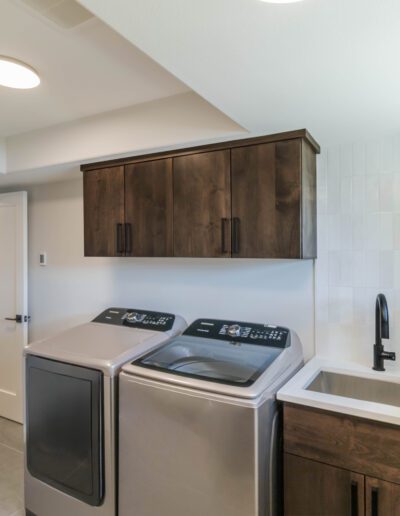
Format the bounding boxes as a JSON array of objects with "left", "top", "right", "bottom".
[{"left": 20, "top": 0, "right": 94, "bottom": 29}]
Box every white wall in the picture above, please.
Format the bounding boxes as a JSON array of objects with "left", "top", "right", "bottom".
[
  {"left": 0, "top": 140, "right": 5, "bottom": 174},
  {"left": 316, "top": 133, "right": 400, "bottom": 371},
  {"left": 26, "top": 177, "right": 315, "bottom": 359},
  {"left": 5, "top": 92, "right": 243, "bottom": 175}
]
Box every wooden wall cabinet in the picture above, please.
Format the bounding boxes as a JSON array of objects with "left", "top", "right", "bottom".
[
  {"left": 125, "top": 159, "right": 173, "bottom": 257},
  {"left": 283, "top": 403, "right": 400, "bottom": 516},
  {"left": 83, "top": 166, "right": 125, "bottom": 257},
  {"left": 173, "top": 150, "right": 231, "bottom": 258},
  {"left": 84, "top": 160, "right": 173, "bottom": 257},
  {"left": 82, "top": 129, "right": 319, "bottom": 259}
]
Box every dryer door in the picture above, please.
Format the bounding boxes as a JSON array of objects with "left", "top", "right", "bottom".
[{"left": 26, "top": 355, "right": 104, "bottom": 506}]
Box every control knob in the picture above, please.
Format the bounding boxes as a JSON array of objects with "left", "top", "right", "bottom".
[
  {"left": 227, "top": 324, "right": 242, "bottom": 337},
  {"left": 126, "top": 312, "right": 146, "bottom": 323}
]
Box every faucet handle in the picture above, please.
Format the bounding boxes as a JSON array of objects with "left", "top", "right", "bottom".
[{"left": 381, "top": 351, "right": 396, "bottom": 361}]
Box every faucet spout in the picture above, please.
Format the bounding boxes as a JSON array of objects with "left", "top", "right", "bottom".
[{"left": 373, "top": 293, "right": 395, "bottom": 371}]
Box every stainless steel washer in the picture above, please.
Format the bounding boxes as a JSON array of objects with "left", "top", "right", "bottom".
[
  {"left": 119, "top": 318, "right": 303, "bottom": 516},
  {"left": 24, "top": 307, "right": 186, "bottom": 516}
]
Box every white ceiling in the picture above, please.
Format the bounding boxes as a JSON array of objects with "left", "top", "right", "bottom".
[
  {"left": 0, "top": 0, "right": 189, "bottom": 137},
  {"left": 77, "top": 0, "right": 400, "bottom": 146}
]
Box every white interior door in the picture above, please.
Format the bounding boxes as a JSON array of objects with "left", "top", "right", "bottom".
[{"left": 0, "top": 192, "right": 28, "bottom": 423}]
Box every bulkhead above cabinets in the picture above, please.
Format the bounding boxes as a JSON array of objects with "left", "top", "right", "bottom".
[{"left": 81, "top": 129, "right": 320, "bottom": 259}]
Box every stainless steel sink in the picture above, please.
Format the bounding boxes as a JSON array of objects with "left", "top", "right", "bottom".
[{"left": 306, "top": 371, "right": 400, "bottom": 408}]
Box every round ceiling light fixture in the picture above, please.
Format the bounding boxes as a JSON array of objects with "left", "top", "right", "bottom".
[
  {"left": 0, "top": 56, "right": 40, "bottom": 89},
  {"left": 260, "top": 0, "right": 304, "bottom": 3}
]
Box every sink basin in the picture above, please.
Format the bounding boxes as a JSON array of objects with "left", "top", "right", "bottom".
[{"left": 306, "top": 371, "right": 400, "bottom": 408}]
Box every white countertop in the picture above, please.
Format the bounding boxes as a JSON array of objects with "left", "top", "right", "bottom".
[{"left": 277, "top": 357, "right": 400, "bottom": 426}]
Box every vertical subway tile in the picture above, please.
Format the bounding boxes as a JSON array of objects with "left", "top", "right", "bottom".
[
  {"left": 380, "top": 213, "right": 394, "bottom": 250},
  {"left": 394, "top": 250, "right": 400, "bottom": 288},
  {"left": 352, "top": 250, "right": 364, "bottom": 287},
  {"left": 317, "top": 152, "right": 328, "bottom": 190},
  {"left": 381, "top": 138, "right": 394, "bottom": 173},
  {"left": 365, "top": 175, "right": 380, "bottom": 212},
  {"left": 341, "top": 176, "right": 352, "bottom": 213},
  {"left": 340, "top": 214, "right": 353, "bottom": 250},
  {"left": 328, "top": 287, "right": 354, "bottom": 325},
  {"left": 352, "top": 176, "right": 365, "bottom": 214},
  {"left": 327, "top": 147, "right": 340, "bottom": 214},
  {"left": 393, "top": 174, "right": 400, "bottom": 211},
  {"left": 364, "top": 213, "right": 380, "bottom": 250},
  {"left": 379, "top": 250, "right": 394, "bottom": 288},
  {"left": 352, "top": 214, "right": 365, "bottom": 250},
  {"left": 328, "top": 251, "right": 341, "bottom": 286},
  {"left": 393, "top": 134, "right": 400, "bottom": 172},
  {"left": 340, "top": 145, "right": 353, "bottom": 176},
  {"left": 328, "top": 214, "right": 341, "bottom": 251},
  {"left": 340, "top": 250, "right": 354, "bottom": 286},
  {"left": 379, "top": 173, "right": 394, "bottom": 212},
  {"left": 352, "top": 141, "right": 366, "bottom": 176},
  {"left": 317, "top": 213, "right": 328, "bottom": 253},
  {"left": 394, "top": 214, "right": 400, "bottom": 249},
  {"left": 363, "top": 251, "right": 380, "bottom": 287},
  {"left": 365, "top": 141, "right": 380, "bottom": 175},
  {"left": 317, "top": 186, "right": 328, "bottom": 215}
]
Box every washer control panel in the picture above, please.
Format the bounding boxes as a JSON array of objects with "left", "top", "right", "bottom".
[
  {"left": 184, "top": 319, "right": 290, "bottom": 348},
  {"left": 93, "top": 308, "right": 175, "bottom": 332}
]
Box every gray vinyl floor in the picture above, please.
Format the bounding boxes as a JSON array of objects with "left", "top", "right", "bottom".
[{"left": 0, "top": 418, "right": 24, "bottom": 516}]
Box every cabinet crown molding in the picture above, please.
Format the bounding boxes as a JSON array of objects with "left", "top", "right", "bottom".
[{"left": 80, "top": 129, "right": 320, "bottom": 172}]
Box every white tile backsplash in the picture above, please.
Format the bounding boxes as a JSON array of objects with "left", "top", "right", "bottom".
[
  {"left": 351, "top": 176, "right": 365, "bottom": 214},
  {"left": 316, "top": 134, "right": 400, "bottom": 368}
]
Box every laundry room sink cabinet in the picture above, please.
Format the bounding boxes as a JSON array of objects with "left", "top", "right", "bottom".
[
  {"left": 283, "top": 403, "right": 400, "bottom": 516},
  {"left": 82, "top": 129, "right": 320, "bottom": 258}
]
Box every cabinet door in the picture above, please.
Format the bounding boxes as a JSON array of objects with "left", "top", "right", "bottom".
[
  {"left": 173, "top": 150, "right": 231, "bottom": 257},
  {"left": 284, "top": 453, "right": 364, "bottom": 516},
  {"left": 231, "top": 141, "right": 301, "bottom": 258},
  {"left": 83, "top": 166, "right": 125, "bottom": 257},
  {"left": 125, "top": 159, "right": 173, "bottom": 257},
  {"left": 366, "top": 477, "right": 400, "bottom": 516}
]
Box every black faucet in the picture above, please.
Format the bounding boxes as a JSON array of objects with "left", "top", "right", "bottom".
[{"left": 373, "top": 293, "right": 396, "bottom": 371}]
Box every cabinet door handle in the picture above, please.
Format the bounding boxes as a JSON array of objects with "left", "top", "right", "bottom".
[
  {"left": 351, "top": 481, "right": 359, "bottom": 516},
  {"left": 232, "top": 217, "right": 240, "bottom": 254},
  {"left": 116, "top": 223, "right": 124, "bottom": 255},
  {"left": 371, "top": 487, "right": 379, "bottom": 516},
  {"left": 221, "top": 218, "right": 229, "bottom": 254},
  {"left": 125, "top": 223, "right": 132, "bottom": 255}
]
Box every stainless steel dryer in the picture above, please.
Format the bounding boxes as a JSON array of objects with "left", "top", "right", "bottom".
[
  {"left": 24, "top": 307, "right": 186, "bottom": 516},
  {"left": 119, "top": 318, "right": 303, "bottom": 516}
]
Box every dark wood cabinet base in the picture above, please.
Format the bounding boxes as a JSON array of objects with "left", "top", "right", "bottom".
[{"left": 283, "top": 403, "right": 400, "bottom": 516}]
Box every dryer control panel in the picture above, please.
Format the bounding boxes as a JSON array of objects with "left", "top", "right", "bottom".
[
  {"left": 93, "top": 308, "right": 176, "bottom": 332},
  {"left": 184, "top": 319, "right": 290, "bottom": 348}
]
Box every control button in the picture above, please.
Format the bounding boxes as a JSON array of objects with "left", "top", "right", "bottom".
[
  {"left": 227, "top": 324, "right": 241, "bottom": 337},
  {"left": 126, "top": 312, "right": 146, "bottom": 323}
]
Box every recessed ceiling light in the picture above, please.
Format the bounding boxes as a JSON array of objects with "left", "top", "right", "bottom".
[{"left": 0, "top": 57, "right": 40, "bottom": 89}]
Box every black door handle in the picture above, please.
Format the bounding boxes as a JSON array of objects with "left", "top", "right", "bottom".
[
  {"left": 351, "top": 481, "right": 358, "bottom": 516},
  {"left": 371, "top": 487, "right": 379, "bottom": 516},
  {"left": 125, "top": 223, "right": 132, "bottom": 255},
  {"left": 116, "top": 223, "right": 124, "bottom": 255},
  {"left": 221, "top": 218, "right": 229, "bottom": 254},
  {"left": 232, "top": 217, "right": 240, "bottom": 254},
  {"left": 5, "top": 315, "right": 30, "bottom": 323}
]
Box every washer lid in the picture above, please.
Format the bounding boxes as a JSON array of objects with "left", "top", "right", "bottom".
[
  {"left": 134, "top": 335, "right": 283, "bottom": 387},
  {"left": 24, "top": 322, "right": 175, "bottom": 376}
]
